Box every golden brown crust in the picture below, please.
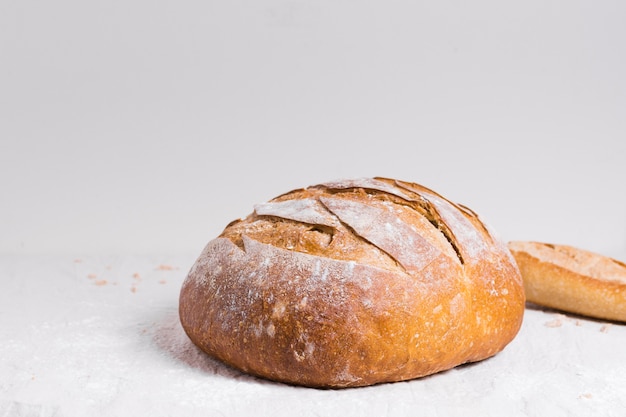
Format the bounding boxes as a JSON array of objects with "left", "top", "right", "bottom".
[
  {"left": 508, "top": 241, "right": 626, "bottom": 322},
  {"left": 179, "top": 178, "right": 525, "bottom": 388}
]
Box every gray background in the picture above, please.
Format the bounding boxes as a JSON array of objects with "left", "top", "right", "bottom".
[{"left": 2, "top": 0, "right": 625, "bottom": 258}]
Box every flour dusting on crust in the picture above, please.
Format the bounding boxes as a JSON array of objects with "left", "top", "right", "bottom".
[{"left": 254, "top": 199, "right": 340, "bottom": 228}]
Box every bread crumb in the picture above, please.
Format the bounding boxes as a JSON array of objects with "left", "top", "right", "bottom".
[
  {"left": 600, "top": 324, "right": 612, "bottom": 333},
  {"left": 578, "top": 393, "right": 593, "bottom": 399},
  {"left": 544, "top": 318, "right": 562, "bottom": 328},
  {"left": 73, "top": 259, "right": 82, "bottom": 263},
  {"left": 95, "top": 279, "right": 108, "bottom": 286},
  {"left": 159, "top": 280, "right": 167, "bottom": 285},
  {"left": 131, "top": 286, "right": 137, "bottom": 293},
  {"left": 87, "top": 273, "right": 97, "bottom": 279},
  {"left": 132, "top": 272, "right": 141, "bottom": 280},
  {"left": 156, "top": 264, "right": 177, "bottom": 271},
  {"left": 575, "top": 320, "right": 583, "bottom": 327}
]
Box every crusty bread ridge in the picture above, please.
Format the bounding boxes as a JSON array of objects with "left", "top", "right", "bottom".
[
  {"left": 179, "top": 177, "right": 525, "bottom": 388},
  {"left": 508, "top": 241, "right": 626, "bottom": 322}
]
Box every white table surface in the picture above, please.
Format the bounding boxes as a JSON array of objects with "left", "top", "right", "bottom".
[{"left": 1, "top": 254, "right": 625, "bottom": 417}]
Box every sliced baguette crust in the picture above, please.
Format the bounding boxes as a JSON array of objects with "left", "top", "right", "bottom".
[
  {"left": 179, "top": 178, "right": 525, "bottom": 388},
  {"left": 508, "top": 241, "right": 626, "bottom": 322}
]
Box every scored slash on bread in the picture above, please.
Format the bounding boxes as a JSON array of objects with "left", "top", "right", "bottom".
[{"left": 508, "top": 241, "right": 626, "bottom": 322}]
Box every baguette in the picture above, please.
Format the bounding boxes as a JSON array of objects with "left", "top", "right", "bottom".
[
  {"left": 508, "top": 241, "right": 626, "bottom": 322},
  {"left": 179, "top": 178, "right": 525, "bottom": 388}
]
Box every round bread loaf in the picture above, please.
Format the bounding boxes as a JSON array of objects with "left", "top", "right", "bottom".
[
  {"left": 508, "top": 241, "right": 626, "bottom": 322},
  {"left": 179, "top": 177, "right": 525, "bottom": 388}
]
